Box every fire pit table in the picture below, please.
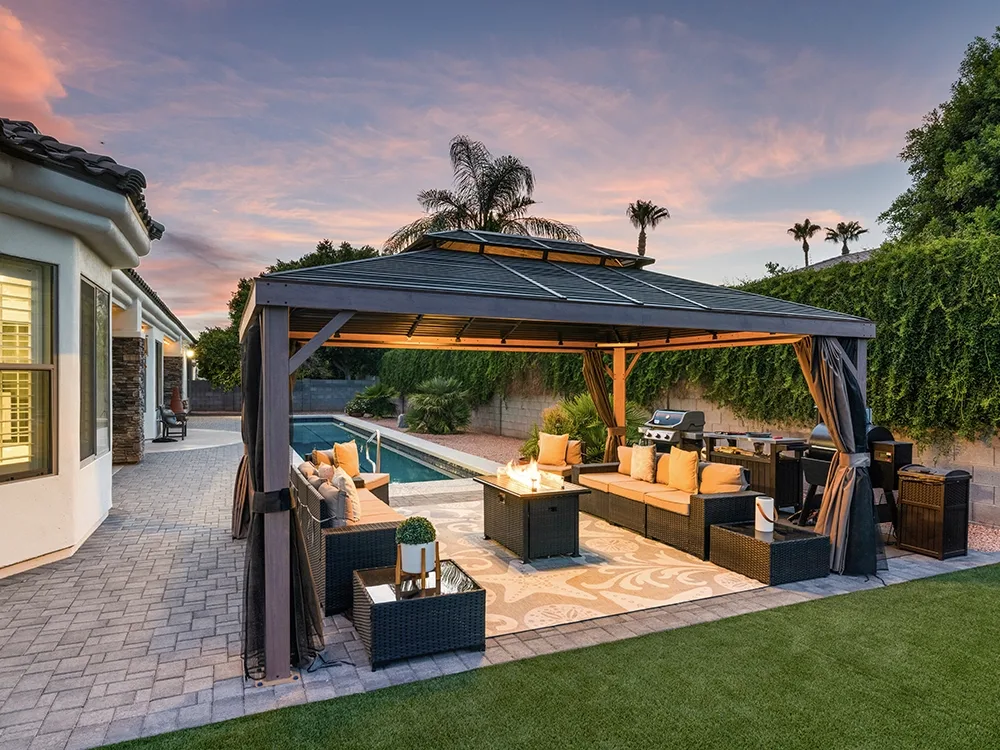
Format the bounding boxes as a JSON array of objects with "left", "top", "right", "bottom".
[{"left": 474, "top": 474, "right": 589, "bottom": 563}]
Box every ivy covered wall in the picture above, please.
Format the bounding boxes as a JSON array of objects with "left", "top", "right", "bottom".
[{"left": 380, "top": 234, "right": 1000, "bottom": 443}]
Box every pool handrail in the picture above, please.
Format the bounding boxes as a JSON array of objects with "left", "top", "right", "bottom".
[{"left": 362, "top": 429, "right": 382, "bottom": 473}]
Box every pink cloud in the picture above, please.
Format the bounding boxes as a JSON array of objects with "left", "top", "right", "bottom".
[{"left": 0, "top": 6, "right": 75, "bottom": 137}]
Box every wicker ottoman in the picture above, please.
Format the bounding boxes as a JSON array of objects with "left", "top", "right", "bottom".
[
  {"left": 709, "top": 522, "right": 830, "bottom": 585},
  {"left": 352, "top": 560, "right": 486, "bottom": 670}
]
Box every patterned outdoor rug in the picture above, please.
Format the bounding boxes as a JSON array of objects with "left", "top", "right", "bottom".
[{"left": 401, "top": 501, "right": 764, "bottom": 637}]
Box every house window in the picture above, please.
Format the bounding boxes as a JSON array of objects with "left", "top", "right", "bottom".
[
  {"left": 0, "top": 255, "right": 55, "bottom": 482},
  {"left": 80, "top": 278, "right": 110, "bottom": 460}
]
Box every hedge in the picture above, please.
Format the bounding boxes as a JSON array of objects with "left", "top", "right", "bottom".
[{"left": 379, "top": 234, "right": 1000, "bottom": 442}]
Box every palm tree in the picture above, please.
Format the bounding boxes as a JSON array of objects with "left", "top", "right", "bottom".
[
  {"left": 625, "top": 200, "right": 670, "bottom": 256},
  {"left": 825, "top": 220, "right": 868, "bottom": 256},
  {"left": 786, "top": 218, "right": 823, "bottom": 267},
  {"left": 385, "top": 135, "right": 581, "bottom": 251}
]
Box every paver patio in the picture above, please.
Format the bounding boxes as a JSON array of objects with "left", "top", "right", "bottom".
[{"left": 1, "top": 416, "right": 997, "bottom": 749}]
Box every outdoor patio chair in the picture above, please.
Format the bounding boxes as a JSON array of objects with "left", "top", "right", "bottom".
[{"left": 158, "top": 405, "right": 187, "bottom": 440}]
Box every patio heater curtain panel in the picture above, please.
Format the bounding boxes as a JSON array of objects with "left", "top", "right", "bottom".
[
  {"left": 240, "top": 318, "right": 324, "bottom": 681},
  {"left": 582, "top": 350, "right": 622, "bottom": 463},
  {"left": 793, "top": 336, "right": 885, "bottom": 575}
]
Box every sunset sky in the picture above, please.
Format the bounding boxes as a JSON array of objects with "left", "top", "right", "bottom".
[{"left": 2, "top": 1, "right": 997, "bottom": 332}]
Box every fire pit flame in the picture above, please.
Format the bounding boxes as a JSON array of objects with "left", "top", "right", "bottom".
[{"left": 499, "top": 459, "right": 564, "bottom": 491}]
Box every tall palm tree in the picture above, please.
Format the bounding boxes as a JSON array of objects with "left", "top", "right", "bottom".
[
  {"left": 625, "top": 200, "right": 670, "bottom": 256},
  {"left": 787, "top": 218, "right": 823, "bottom": 267},
  {"left": 385, "top": 135, "right": 581, "bottom": 251},
  {"left": 825, "top": 220, "right": 868, "bottom": 256}
]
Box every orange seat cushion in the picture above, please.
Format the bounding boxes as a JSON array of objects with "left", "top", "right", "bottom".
[
  {"left": 613, "top": 480, "right": 660, "bottom": 502},
  {"left": 537, "top": 462, "right": 572, "bottom": 476},
  {"left": 577, "top": 472, "right": 632, "bottom": 492},
  {"left": 644, "top": 489, "right": 692, "bottom": 516},
  {"left": 700, "top": 463, "right": 748, "bottom": 495},
  {"left": 358, "top": 472, "right": 390, "bottom": 489}
]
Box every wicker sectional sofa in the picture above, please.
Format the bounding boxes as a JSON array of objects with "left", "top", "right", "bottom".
[
  {"left": 571, "top": 458, "right": 758, "bottom": 560},
  {"left": 290, "top": 462, "right": 402, "bottom": 615}
]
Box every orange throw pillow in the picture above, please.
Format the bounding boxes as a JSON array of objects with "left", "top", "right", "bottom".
[
  {"left": 668, "top": 448, "right": 699, "bottom": 494},
  {"left": 334, "top": 441, "right": 361, "bottom": 478},
  {"left": 566, "top": 440, "right": 583, "bottom": 466},
  {"left": 538, "top": 432, "right": 570, "bottom": 465},
  {"left": 655, "top": 453, "right": 671, "bottom": 484},
  {"left": 700, "top": 463, "right": 748, "bottom": 495},
  {"left": 617, "top": 445, "right": 633, "bottom": 475},
  {"left": 312, "top": 449, "right": 334, "bottom": 466}
]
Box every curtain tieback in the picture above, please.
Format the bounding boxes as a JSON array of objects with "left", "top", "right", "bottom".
[
  {"left": 843, "top": 452, "right": 871, "bottom": 468},
  {"left": 251, "top": 488, "right": 292, "bottom": 513},
  {"left": 607, "top": 426, "right": 627, "bottom": 436}
]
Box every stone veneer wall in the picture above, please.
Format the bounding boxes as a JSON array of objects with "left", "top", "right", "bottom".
[
  {"left": 112, "top": 337, "right": 146, "bottom": 464},
  {"left": 163, "top": 356, "right": 183, "bottom": 406}
]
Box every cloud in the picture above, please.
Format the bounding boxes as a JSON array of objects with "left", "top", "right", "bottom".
[{"left": 0, "top": 6, "right": 74, "bottom": 137}]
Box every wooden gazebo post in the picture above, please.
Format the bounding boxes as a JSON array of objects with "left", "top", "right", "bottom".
[{"left": 261, "top": 305, "right": 291, "bottom": 682}]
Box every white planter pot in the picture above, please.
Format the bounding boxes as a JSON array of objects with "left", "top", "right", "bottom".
[{"left": 399, "top": 541, "right": 437, "bottom": 575}]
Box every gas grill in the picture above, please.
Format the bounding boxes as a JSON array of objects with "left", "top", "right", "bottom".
[
  {"left": 797, "top": 422, "right": 912, "bottom": 527},
  {"left": 641, "top": 410, "right": 705, "bottom": 452}
]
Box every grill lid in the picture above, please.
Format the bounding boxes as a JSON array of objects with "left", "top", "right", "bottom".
[
  {"left": 807, "top": 422, "right": 894, "bottom": 455},
  {"left": 644, "top": 410, "right": 705, "bottom": 430}
]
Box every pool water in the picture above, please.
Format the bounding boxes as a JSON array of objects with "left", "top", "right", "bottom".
[{"left": 291, "top": 419, "right": 451, "bottom": 483}]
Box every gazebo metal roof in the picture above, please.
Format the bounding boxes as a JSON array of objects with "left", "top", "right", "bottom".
[{"left": 249, "top": 232, "right": 874, "bottom": 354}]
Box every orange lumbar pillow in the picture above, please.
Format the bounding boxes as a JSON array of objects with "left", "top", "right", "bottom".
[
  {"left": 630, "top": 443, "right": 656, "bottom": 483},
  {"left": 566, "top": 439, "right": 583, "bottom": 466},
  {"left": 538, "top": 432, "right": 570, "bottom": 465},
  {"left": 617, "top": 445, "right": 633, "bottom": 475},
  {"left": 700, "top": 463, "right": 748, "bottom": 495},
  {"left": 668, "top": 448, "right": 699, "bottom": 494},
  {"left": 334, "top": 441, "right": 361, "bottom": 478}
]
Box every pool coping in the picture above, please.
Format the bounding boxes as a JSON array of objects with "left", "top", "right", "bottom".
[{"left": 295, "top": 414, "right": 502, "bottom": 479}]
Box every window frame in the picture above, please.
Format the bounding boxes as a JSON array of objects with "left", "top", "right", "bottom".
[
  {"left": 0, "top": 254, "right": 58, "bottom": 483},
  {"left": 79, "top": 276, "right": 110, "bottom": 463}
]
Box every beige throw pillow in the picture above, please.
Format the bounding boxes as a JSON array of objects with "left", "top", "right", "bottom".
[
  {"left": 700, "top": 463, "right": 748, "bottom": 495},
  {"left": 538, "top": 432, "right": 570, "bottom": 465},
  {"left": 316, "top": 464, "right": 336, "bottom": 482},
  {"left": 668, "top": 448, "right": 699, "bottom": 494},
  {"left": 617, "top": 445, "right": 633, "bottom": 475},
  {"left": 630, "top": 444, "right": 656, "bottom": 483},
  {"left": 332, "top": 466, "right": 361, "bottom": 522},
  {"left": 298, "top": 461, "right": 317, "bottom": 479},
  {"left": 317, "top": 480, "right": 347, "bottom": 523},
  {"left": 334, "top": 441, "right": 361, "bottom": 478}
]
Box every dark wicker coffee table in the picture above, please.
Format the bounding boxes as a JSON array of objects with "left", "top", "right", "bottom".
[
  {"left": 352, "top": 560, "right": 486, "bottom": 670},
  {"left": 474, "top": 475, "right": 588, "bottom": 563},
  {"left": 709, "top": 522, "right": 830, "bottom": 585}
]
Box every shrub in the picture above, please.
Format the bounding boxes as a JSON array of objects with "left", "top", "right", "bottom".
[
  {"left": 395, "top": 516, "right": 436, "bottom": 545},
  {"left": 344, "top": 382, "right": 398, "bottom": 419},
  {"left": 406, "top": 377, "right": 472, "bottom": 434},
  {"left": 521, "top": 393, "right": 649, "bottom": 463}
]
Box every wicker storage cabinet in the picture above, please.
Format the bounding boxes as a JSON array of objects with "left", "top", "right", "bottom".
[
  {"left": 352, "top": 561, "right": 486, "bottom": 670},
  {"left": 710, "top": 522, "right": 830, "bottom": 585},
  {"left": 897, "top": 466, "right": 970, "bottom": 560}
]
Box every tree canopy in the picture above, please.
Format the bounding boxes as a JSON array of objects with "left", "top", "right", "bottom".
[
  {"left": 879, "top": 27, "right": 1000, "bottom": 240},
  {"left": 385, "top": 135, "right": 581, "bottom": 251}
]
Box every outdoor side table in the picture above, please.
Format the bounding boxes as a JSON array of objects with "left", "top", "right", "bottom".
[
  {"left": 709, "top": 522, "right": 830, "bottom": 585},
  {"left": 474, "top": 475, "right": 588, "bottom": 563},
  {"left": 352, "top": 560, "right": 486, "bottom": 670}
]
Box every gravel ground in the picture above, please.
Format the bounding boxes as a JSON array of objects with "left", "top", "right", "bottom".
[
  {"left": 370, "top": 418, "right": 526, "bottom": 464},
  {"left": 969, "top": 524, "right": 1000, "bottom": 552}
]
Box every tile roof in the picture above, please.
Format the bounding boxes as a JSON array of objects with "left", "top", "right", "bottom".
[
  {"left": 0, "top": 118, "right": 163, "bottom": 241},
  {"left": 123, "top": 268, "right": 195, "bottom": 342},
  {"left": 806, "top": 249, "right": 873, "bottom": 271}
]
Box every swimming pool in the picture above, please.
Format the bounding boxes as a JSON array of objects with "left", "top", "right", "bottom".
[{"left": 291, "top": 419, "right": 453, "bottom": 483}]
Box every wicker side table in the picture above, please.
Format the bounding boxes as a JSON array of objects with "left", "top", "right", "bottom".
[
  {"left": 709, "top": 522, "right": 830, "bottom": 585},
  {"left": 352, "top": 560, "right": 486, "bottom": 670}
]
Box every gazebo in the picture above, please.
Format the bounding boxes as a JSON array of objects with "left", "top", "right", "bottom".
[{"left": 237, "top": 230, "right": 878, "bottom": 681}]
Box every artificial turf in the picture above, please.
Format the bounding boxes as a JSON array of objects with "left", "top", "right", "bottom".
[{"left": 111, "top": 565, "right": 1000, "bottom": 750}]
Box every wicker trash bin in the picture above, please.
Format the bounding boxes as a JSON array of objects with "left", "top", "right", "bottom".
[{"left": 897, "top": 465, "right": 970, "bottom": 560}]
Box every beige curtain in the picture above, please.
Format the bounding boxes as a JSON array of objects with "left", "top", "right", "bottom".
[
  {"left": 794, "top": 336, "right": 883, "bottom": 575},
  {"left": 583, "top": 350, "right": 625, "bottom": 462}
]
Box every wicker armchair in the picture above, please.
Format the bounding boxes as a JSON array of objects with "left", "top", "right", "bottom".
[{"left": 572, "top": 460, "right": 758, "bottom": 559}]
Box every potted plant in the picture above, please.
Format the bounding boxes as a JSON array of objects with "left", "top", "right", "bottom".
[{"left": 395, "top": 516, "right": 437, "bottom": 575}]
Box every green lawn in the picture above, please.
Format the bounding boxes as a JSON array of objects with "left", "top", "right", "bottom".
[{"left": 113, "top": 566, "right": 1000, "bottom": 750}]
